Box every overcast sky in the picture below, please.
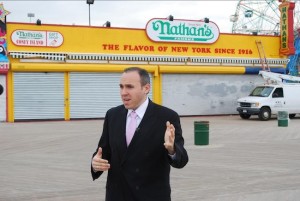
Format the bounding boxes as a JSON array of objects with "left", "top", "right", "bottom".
[{"left": 2, "top": 1, "right": 238, "bottom": 33}]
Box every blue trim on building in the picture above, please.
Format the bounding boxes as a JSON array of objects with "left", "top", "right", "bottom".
[{"left": 245, "top": 67, "right": 286, "bottom": 74}]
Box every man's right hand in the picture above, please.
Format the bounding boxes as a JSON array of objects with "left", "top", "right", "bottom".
[{"left": 92, "top": 147, "right": 110, "bottom": 172}]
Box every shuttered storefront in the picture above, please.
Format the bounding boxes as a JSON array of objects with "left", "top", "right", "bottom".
[
  {"left": 162, "top": 74, "right": 264, "bottom": 116},
  {"left": 70, "top": 72, "right": 153, "bottom": 119},
  {"left": 14, "top": 72, "right": 65, "bottom": 120},
  {"left": 69, "top": 73, "right": 122, "bottom": 119}
]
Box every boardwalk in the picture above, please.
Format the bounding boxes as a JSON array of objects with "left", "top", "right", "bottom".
[{"left": 1, "top": 115, "right": 300, "bottom": 201}]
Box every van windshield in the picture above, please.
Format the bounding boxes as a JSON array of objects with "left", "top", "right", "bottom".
[{"left": 249, "top": 86, "right": 274, "bottom": 97}]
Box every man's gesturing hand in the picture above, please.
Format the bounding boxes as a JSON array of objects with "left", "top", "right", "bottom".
[
  {"left": 92, "top": 147, "right": 110, "bottom": 172},
  {"left": 164, "top": 121, "right": 175, "bottom": 155}
]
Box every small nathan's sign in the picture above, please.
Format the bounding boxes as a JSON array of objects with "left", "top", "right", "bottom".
[
  {"left": 11, "top": 30, "right": 63, "bottom": 47},
  {"left": 146, "top": 18, "right": 220, "bottom": 44},
  {"left": 279, "top": 1, "right": 295, "bottom": 55}
]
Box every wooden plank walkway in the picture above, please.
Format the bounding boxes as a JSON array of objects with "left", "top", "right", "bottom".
[{"left": 1, "top": 115, "right": 300, "bottom": 201}]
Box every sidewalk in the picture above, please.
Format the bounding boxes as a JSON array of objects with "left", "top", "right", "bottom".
[{"left": 1, "top": 115, "right": 300, "bottom": 201}]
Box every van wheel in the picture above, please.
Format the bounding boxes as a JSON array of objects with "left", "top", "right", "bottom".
[
  {"left": 259, "top": 107, "right": 271, "bottom": 121},
  {"left": 289, "top": 114, "right": 296, "bottom": 119},
  {"left": 239, "top": 113, "right": 251, "bottom": 119}
]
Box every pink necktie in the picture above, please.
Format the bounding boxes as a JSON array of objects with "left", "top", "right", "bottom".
[{"left": 126, "top": 111, "right": 137, "bottom": 146}]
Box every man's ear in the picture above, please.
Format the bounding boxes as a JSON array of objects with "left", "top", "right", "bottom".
[{"left": 144, "top": 83, "right": 151, "bottom": 94}]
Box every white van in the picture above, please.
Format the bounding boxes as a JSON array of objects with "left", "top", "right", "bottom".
[{"left": 237, "top": 83, "right": 300, "bottom": 120}]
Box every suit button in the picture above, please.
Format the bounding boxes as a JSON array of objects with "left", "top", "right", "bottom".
[
  {"left": 135, "top": 186, "right": 139, "bottom": 190},
  {"left": 135, "top": 168, "right": 139, "bottom": 173}
]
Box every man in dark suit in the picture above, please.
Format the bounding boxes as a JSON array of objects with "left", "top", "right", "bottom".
[{"left": 91, "top": 67, "right": 189, "bottom": 201}]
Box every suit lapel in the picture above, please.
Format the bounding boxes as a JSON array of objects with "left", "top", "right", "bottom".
[
  {"left": 136, "top": 100, "right": 155, "bottom": 133},
  {"left": 117, "top": 107, "right": 128, "bottom": 159}
]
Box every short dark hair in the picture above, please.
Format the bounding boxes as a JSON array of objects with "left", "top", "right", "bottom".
[{"left": 124, "top": 67, "right": 150, "bottom": 86}]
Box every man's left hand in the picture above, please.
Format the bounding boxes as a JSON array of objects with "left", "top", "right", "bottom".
[{"left": 164, "top": 121, "right": 175, "bottom": 155}]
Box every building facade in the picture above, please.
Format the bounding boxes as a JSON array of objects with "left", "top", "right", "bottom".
[{"left": 4, "top": 20, "right": 288, "bottom": 122}]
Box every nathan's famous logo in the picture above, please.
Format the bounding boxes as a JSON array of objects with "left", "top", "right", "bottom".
[
  {"left": 146, "top": 19, "right": 220, "bottom": 44},
  {"left": 15, "top": 30, "right": 43, "bottom": 40},
  {"left": 153, "top": 20, "right": 213, "bottom": 41}
]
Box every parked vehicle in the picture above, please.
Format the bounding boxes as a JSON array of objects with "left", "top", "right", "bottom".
[{"left": 237, "top": 71, "right": 300, "bottom": 121}]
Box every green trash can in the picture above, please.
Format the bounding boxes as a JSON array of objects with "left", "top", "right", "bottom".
[
  {"left": 278, "top": 111, "right": 288, "bottom": 127},
  {"left": 194, "top": 121, "right": 209, "bottom": 145}
]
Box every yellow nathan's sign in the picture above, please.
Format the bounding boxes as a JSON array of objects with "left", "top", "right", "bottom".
[{"left": 6, "top": 23, "right": 282, "bottom": 59}]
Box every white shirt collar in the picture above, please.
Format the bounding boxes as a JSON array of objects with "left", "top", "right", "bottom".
[{"left": 127, "top": 98, "right": 149, "bottom": 119}]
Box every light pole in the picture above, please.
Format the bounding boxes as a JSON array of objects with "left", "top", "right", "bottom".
[
  {"left": 86, "top": 0, "right": 95, "bottom": 26},
  {"left": 27, "top": 13, "right": 35, "bottom": 23}
]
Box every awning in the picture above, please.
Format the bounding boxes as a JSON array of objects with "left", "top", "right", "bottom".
[
  {"left": 67, "top": 53, "right": 189, "bottom": 62},
  {"left": 8, "top": 51, "right": 289, "bottom": 66},
  {"left": 9, "top": 52, "right": 66, "bottom": 61}
]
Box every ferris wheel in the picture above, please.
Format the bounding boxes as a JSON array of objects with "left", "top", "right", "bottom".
[{"left": 230, "top": 0, "right": 300, "bottom": 35}]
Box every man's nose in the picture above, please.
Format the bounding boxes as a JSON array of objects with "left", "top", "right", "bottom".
[{"left": 120, "top": 88, "right": 127, "bottom": 95}]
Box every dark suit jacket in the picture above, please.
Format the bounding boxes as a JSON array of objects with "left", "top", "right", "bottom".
[{"left": 91, "top": 100, "right": 189, "bottom": 201}]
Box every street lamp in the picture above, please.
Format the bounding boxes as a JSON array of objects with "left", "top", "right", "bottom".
[
  {"left": 167, "top": 15, "right": 174, "bottom": 21},
  {"left": 103, "top": 21, "right": 111, "bottom": 27},
  {"left": 27, "top": 13, "right": 35, "bottom": 23},
  {"left": 86, "top": 0, "right": 95, "bottom": 26}
]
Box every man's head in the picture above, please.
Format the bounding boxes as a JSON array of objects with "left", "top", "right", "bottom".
[{"left": 120, "top": 67, "right": 150, "bottom": 110}]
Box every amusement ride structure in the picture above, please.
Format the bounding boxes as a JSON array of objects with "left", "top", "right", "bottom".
[{"left": 230, "top": 0, "right": 300, "bottom": 76}]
